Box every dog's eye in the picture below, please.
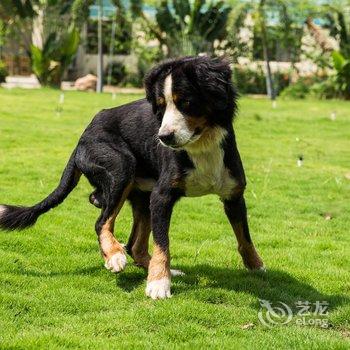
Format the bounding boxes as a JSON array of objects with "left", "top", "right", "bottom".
[{"left": 180, "top": 100, "right": 191, "bottom": 108}]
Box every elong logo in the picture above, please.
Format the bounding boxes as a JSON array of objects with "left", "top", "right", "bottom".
[{"left": 258, "top": 299, "right": 329, "bottom": 328}]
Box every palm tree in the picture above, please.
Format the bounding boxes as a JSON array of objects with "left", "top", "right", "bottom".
[
  {"left": 0, "top": 0, "right": 37, "bottom": 22},
  {"left": 230, "top": 0, "right": 316, "bottom": 100},
  {"left": 323, "top": 2, "right": 350, "bottom": 56},
  {"left": 131, "top": 0, "right": 232, "bottom": 57}
]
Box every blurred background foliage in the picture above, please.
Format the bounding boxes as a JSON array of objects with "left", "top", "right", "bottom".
[{"left": 1, "top": 0, "right": 350, "bottom": 98}]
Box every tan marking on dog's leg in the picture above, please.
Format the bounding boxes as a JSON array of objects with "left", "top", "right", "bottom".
[
  {"left": 145, "top": 244, "right": 171, "bottom": 299},
  {"left": 128, "top": 214, "right": 184, "bottom": 275},
  {"left": 130, "top": 215, "right": 151, "bottom": 269},
  {"left": 99, "top": 183, "right": 133, "bottom": 273},
  {"left": 233, "top": 222, "right": 265, "bottom": 271}
]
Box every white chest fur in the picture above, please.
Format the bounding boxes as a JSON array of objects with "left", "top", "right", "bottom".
[{"left": 184, "top": 143, "right": 237, "bottom": 199}]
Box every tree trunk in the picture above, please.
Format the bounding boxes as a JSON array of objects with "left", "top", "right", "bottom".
[
  {"left": 258, "top": 0, "right": 275, "bottom": 100},
  {"left": 32, "top": 7, "right": 43, "bottom": 49},
  {"left": 96, "top": 0, "right": 103, "bottom": 93}
]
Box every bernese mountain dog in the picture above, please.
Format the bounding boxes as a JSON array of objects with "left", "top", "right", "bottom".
[{"left": 0, "top": 56, "right": 264, "bottom": 299}]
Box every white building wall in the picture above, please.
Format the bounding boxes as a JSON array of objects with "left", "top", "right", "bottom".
[{"left": 75, "top": 54, "right": 137, "bottom": 77}]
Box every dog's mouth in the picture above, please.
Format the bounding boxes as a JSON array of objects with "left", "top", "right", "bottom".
[{"left": 163, "top": 127, "right": 203, "bottom": 150}]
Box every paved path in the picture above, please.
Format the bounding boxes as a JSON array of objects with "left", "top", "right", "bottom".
[
  {"left": 1, "top": 75, "right": 41, "bottom": 89},
  {"left": 2, "top": 76, "right": 144, "bottom": 94}
]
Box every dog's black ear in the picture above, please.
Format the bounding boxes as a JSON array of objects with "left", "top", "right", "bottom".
[
  {"left": 144, "top": 59, "right": 178, "bottom": 102},
  {"left": 144, "top": 65, "right": 161, "bottom": 104},
  {"left": 188, "top": 57, "right": 236, "bottom": 112},
  {"left": 144, "top": 59, "right": 175, "bottom": 114}
]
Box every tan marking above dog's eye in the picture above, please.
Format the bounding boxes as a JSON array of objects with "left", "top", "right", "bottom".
[
  {"left": 172, "top": 94, "right": 179, "bottom": 102},
  {"left": 156, "top": 97, "right": 165, "bottom": 106}
]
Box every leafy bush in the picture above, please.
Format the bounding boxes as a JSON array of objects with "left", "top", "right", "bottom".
[
  {"left": 281, "top": 76, "right": 339, "bottom": 100},
  {"left": 309, "top": 77, "right": 339, "bottom": 99},
  {"left": 233, "top": 66, "right": 290, "bottom": 95},
  {"left": 122, "top": 72, "right": 143, "bottom": 88},
  {"left": 282, "top": 52, "right": 350, "bottom": 100},
  {"left": 122, "top": 44, "right": 163, "bottom": 88},
  {"left": 233, "top": 66, "right": 266, "bottom": 94},
  {"left": 331, "top": 51, "right": 350, "bottom": 100},
  {"left": 280, "top": 77, "right": 315, "bottom": 99},
  {"left": 136, "top": 47, "right": 162, "bottom": 87},
  {"left": 86, "top": 19, "right": 132, "bottom": 55},
  {"left": 274, "top": 71, "right": 292, "bottom": 96},
  {"left": 104, "top": 61, "right": 126, "bottom": 86},
  {"left": 31, "top": 26, "right": 80, "bottom": 87},
  {"left": 104, "top": 47, "right": 163, "bottom": 88},
  {"left": 132, "top": 0, "right": 231, "bottom": 57},
  {"left": 0, "top": 60, "right": 8, "bottom": 83},
  {"left": 308, "top": 52, "right": 350, "bottom": 100}
]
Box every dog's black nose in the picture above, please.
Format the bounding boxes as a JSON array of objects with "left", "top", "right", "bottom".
[{"left": 159, "top": 132, "right": 175, "bottom": 145}]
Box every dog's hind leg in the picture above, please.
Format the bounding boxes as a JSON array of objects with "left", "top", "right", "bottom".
[
  {"left": 126, "top": 190, "right": 151, "bottom": 269},
  {"left": 78, "top": 146, "right": 135, "bottom": 273},
  {"left": 97, "top": 181, "right": 133, "bottom": 273},
  {"left": 89, "top": 190, "right": 103, "bottom": 208}
]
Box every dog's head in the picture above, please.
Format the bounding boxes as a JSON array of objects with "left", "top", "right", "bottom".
[{"left": 144, "top": 56, "right": 237, "bottom": 150}]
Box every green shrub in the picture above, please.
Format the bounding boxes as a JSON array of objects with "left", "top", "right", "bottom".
[
  {"left": 284, "top": 52, "right": 350, "bottom": 100},
  {"left": 31, "top": 26, "right": 80, "bottom": 87},
  {"left": 280, "top": 78, "right": 312, "bottom": 99},
  {"left": 123, "top": 72, "right": 143, "bottom": 88},
  {"left": 104, "top": 61, "right": 127, "bottom": 86},
  {"left": 86, "top": 19, "right": 132, "bottom": 55},
  {"left": 233, "top": 66, "right": 290, "bottom": 95},
  {"left": 331, "top": 51, "right": 350, "bottom": 100},
  {"left": 121, "top": 45, "right": 163, "bottom": 88},
  {"left": 280, "top": 75, "right": 335, "bottom": 99},
  {"left": 309, "top": 77, "right": 339, "bottom": 99},
  {"left": 233, "top": 66, "right": 266, "bottom": 94},
  {"left": 274, "top": 71, "right": 292, "bottom": 95},
  {"left": 137, "top": 46, "right": 163, "bottom": 88},
  {"left": 0, "top": 60, "right": 8, "bottom": 83}
]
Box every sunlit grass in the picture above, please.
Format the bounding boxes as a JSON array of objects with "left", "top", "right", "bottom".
[{"left": 0, "top": 88, "right": 349, "bottom": 349}]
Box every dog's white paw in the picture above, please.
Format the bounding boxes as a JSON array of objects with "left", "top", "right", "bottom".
[
  {"left": 104, "top": 252, "right": 127, "bottom": 273},
  {"left": 170, "top": 269, "right": 185, "bottom": 277},
  {"left": 145, "top": 277, "right": 171, "bottom": 300}
]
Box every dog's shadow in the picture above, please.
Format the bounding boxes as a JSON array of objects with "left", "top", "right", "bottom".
[
  {"left": 116, "top": 267, "right": 147, "bottom": 292},
  {"left": 14, "top": 262, "right": 348, "bottom": 312},
  {"left": 117, "top": 264, "right": 348, "bottom": 312}
]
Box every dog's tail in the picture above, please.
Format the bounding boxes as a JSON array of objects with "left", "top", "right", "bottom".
[{"left": 0, "top": 150, "right": 81, "bottom": 231}]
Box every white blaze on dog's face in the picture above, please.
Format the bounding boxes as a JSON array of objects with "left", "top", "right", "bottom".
[{"left": 158, "top": 74, "right": 195, "bottom": 148}]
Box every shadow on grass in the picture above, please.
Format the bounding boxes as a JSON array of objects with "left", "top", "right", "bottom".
[
  {"left": 13, "top": 263, "right": 348, "bottom": 312},
  {"left": 12, "top": 262, "right": 147, "bottom": 293},
  {"left": 115, "top": 268, "right": 147, "bottom": 292},
  {"left": 171, "top": 264, "right": 349, "bottom": 312},
  {"left": 12, "top": 264, "right": 103, "bottom": 277}
]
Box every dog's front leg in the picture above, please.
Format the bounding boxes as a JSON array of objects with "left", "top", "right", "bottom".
[
  {"left": 146, "top": 186, "right": 178, "bottom": 299},
  {"left": 224, "top": 194, "right": 265, "bottom": 271}
]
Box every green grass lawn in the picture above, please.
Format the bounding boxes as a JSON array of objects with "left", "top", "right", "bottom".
[{"left": 0, "top": 88, "right": 349, "bottom": 349}]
